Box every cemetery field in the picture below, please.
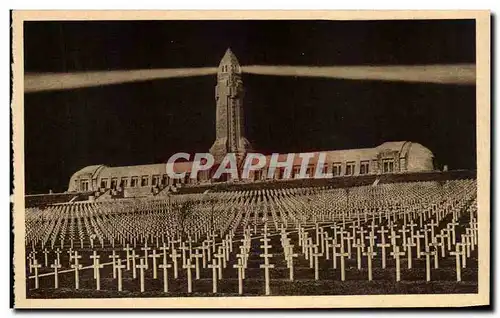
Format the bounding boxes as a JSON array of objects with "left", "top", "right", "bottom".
[
  {"left": 28, "top": 281, "right": 478, "bottom": 299},
  {"left": 27, "top": 265, "right": 478, "bottom": 298},
  {"left": 25, "top": 179, "right": 479, "bottom": 297}
]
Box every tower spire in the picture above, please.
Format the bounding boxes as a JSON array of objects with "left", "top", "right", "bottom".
[{"left": 210, "top": 49, "right": 252, "bottom": 164}]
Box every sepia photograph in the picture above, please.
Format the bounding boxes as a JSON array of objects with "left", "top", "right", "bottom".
[{"left": 12, "top": 10, "right": 490, "bottom": 308}]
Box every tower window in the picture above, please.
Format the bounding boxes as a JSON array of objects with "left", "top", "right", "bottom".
[
  {"left": 80, "top": 179, "right": 89, "bottom": 191},
  {"left": 152, "top": 175, "right": 160, "bottom": 186},
  {"left": 100, "top": 178, "right": 108, "bottom": 188},
  {"left": 306, "top": 165, "right": 314, "bottom": 178},
  {"left": 278, "top": 168, "right": 285, "bottom": 179},
  {"left": 383, "top": 159, "right": 395, "bottom": 173},
  {"left": 346, "top": 162, "right": 355, "bottom": 176},
  {"left": 120, "top": 178, "right": 129, "bottom": 188},
  {"left": 293, "top": 166, "right": 301, "bottom": 178},
  {"left": 332, "top": 162, "right": 342, "bottom": 176},
  {"left": 322, "top": 163, "right": 328, "bottom": 174},
  {"left": 360, "top": 161, "right": 370, "bottom": 175},
  {"left": 131, "top": 176, "right": 139, "bottom": 187},
  {"left": 141, "top": 176, "right": 149, "bottom": 187}
]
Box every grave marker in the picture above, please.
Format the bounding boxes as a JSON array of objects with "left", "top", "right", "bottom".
[
  {"left": 149, "top": 249, "right": 160, "bottom": 279},
  {"left": 312, "top": 245, "right": 323, "bottom": 280},
  {"left": 42, "top": 248, "right": 50, "bottom": 267},
  {"left": 30, "top": 259, "right": 42, "bottom": 289},
  {"left": 50, "top": 259, "right": 61, "bottom": 288},
  {"left": 136, "top": 258, "right": 148, "bottom": 292},
  {"left": 183, "top": 259, "right": 196, "bottom": 293},
  {"left": 123, "top": 244, "right": 133, "bottom": 270},
  {"left": 233, "top": 258, "right": 245, "bottom": 295},
  {"left": 421, "top": 247, "right": 435, "bottom": 282},
  {"left": 208, "top": 259, "right": 219, "bottom": 293},
  {"left": 116, "top": 260, "right": 126, "bottom": 292},
  {"left": 109, "top": 250, "right": 119, "bottom": 279},
  {"left": 159, "top": 261, "right": 172, "bottom": 293},
  {"left": 92, "top": 257, "right": 104, "bottom": 290},
  {"left": 363, "top": 246, "right": 377, "bottom": 281},
  {"left": 339, "top": 245, "right": 349, "bottom": 281},
  {"left": 450, "top": 243, "right": 463, "bottom": 282},
  {"left": 390, "top": 246, "right": 405, "bottom": 282},
  {"left": 170, "top": 248, "right": 181, "bottom": 279},
  {"left": 70, "top": 251, "right": 83, "bottom": 289}
]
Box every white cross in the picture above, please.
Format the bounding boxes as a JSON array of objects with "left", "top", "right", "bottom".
[
  {"left": 183, "top": 259, "right": 196, "bottom": 293},
  {"left": 50, "top": 259, "right": 61, "bottom": 289},
  {"left": 90, "top": 250, "right": 100, "bottom": 279},
  {"left": 366, "top": 231, "right": 378, "bottom": 250},
  {"left": 159, "top": 260, "right": 172, "bottom": 293},
  {"left": 136, "top": 258, "right": 148, "bottom": 292},
  {"left": 428, "top": 219, "right": 439, "bottom": 238},
  {"left": 429, "top": 239, "right": 442, "bottom": 269},
  {"left": 191, "top": 248, "right": 203, "bottom": 279},
  {"left": 109, "top": 250, "right": 120, "bottom": 279},
  {"left": 363, "top": 246, "right": 377, "bottom": 281},
  {"left": 42, "top": 248, "right": 50, "bottom": 267},
  {"left": 435, "top": 231, "right": 447, "bottom": 258},
  {"left": 331, "top": 239, "right": 341, "bottom": 269},
  {"left": 312, "top": 245, "right": 323, "bottom": 280},
  {"left": 353, "top": 239, "right": 365, "bottom": 270},
  {"left": 170, "top": 248, "right": 181, "bottom": 279},
  {"left": 421, "top": 247, "right": 436, "bottom": 282},
  {"left": 447, "top": 221, "right": 459, "bottom": 245},
  {"left": 390, "top": 246, "right": 405, "bottom": 282},
  {"left": 404, "top": 237, "right": 417, "bottom": 269},
  {"left": 141, "top": 244, "right": 151, "bottom": 268},
  {"left": 30, "top": 259, "right": 42, "bottom": 289},
  {"left": 233, "top": 258, "right": 245, "bottom": 295},
  {"left": 66, "top": 248, "right": 74, "bottom": 267},
  {"left": 149, "top": 249, "right": 161, "bottom": 279},
  {"left": 344, "top": 232, "right": 354, "bottom": 258},
  {"left": 131, "top": 250, "right": 138, "bottom": 279},
  {"left": 339, "top": 245, "right": 349, "bottom": 281},
  {"left": 116, "top": 260, "right": 126, "bottom": 292},
  {"left": 287, "top": 248, "right": 298, "bottom": 281},
  {"left": 54, "top": 248, "right": 62, "bottom": 267},
  {"left": 214, "top": 250, "right": 225, "bottom": 279},
  {"left": 259, "top": 254, "right": 274, "bottom": 296},
  {"left": 92, "top": 256, "right": 104, "bottom": 290},
  {"left": 70, "top": 251, "right": 83, "bottom": 289},
  {"left": 207, "top": 259, "right": 219, "bottom": 293},
  {"left": 450, "top": 243, "right": 463, "bottom": 282},
  {"left": 123, "top": 244, "right": 133, "bottom": 270},
  {"left": 180, "top": 242, "right": 189, "bottom": 267},
  {"left": 398, "top": 226, "right": 410, "bottom": 251},
  {"left": 462, "top": 233, "right": 472, "bottom": 258},
  {"left": 413, "top": 231, "right": 424, "bottom": 259},
  {"left": 160, "top": 242, "right": 169, "bottom": 265}
]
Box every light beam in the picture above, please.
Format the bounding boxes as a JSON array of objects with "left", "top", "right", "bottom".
[
  {"left": 24, "top": 63, "right": 476, "bottom": 93},
  {"left": 241, "top": 64, "right": 475, "bottom": 85},
  {"left": 24, "top": 67, "right": 218, "bottom": 93}
]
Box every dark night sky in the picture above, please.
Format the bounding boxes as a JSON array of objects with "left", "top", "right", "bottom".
[{"left": 24, "top": 19, "right": 476, "bottom": 194}]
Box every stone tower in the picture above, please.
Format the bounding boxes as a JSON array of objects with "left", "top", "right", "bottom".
[{"left": 209, "top": 48, "right": 252, "bottom": 162}]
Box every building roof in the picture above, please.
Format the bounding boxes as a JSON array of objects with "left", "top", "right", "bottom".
[
  {"left": 67, "top": 164, "right": 106, "bottom": 190},
  {"left": 256, "top": 147, "right": 376, "bottom": 167}
]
